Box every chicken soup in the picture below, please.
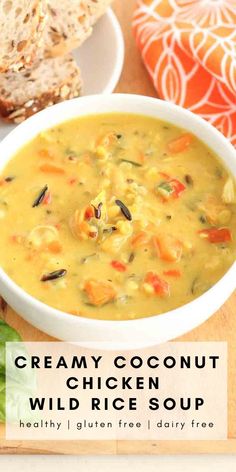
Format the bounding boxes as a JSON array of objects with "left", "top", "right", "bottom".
[{"left": 0, "top": 113, "right": 235, "bottom": 320}]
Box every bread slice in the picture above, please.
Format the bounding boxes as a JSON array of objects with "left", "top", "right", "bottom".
[
  {"left": 0, "top": 0, "right": 47, "bottom": 73},
  {"left": 0, "top": 55, "right": 82, "bottom": 123},
  {"left": 43, "top": 0, "right": 113, "bottom": 58}
]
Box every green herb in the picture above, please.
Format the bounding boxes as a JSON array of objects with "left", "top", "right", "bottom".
[
  {"left": 0, "top": 318, "right": 22, "bottom": 423},
  {"left": 64, "top": 148, "right": 79, "bottom": 161},
  {"left": 156, "top": 181, "right": 173, "bottom": 198},
  {"left": 119, "top": 159, "right": 142, "bottom": 167}
]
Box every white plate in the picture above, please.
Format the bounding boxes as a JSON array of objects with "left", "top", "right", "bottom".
[{"left": 0, "top": 8, "right": 124, "bottom": 142}]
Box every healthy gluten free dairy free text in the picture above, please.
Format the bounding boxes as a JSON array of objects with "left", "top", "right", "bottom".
[{"left": 5, "top": 342, "right": 227, "bottom": 440}]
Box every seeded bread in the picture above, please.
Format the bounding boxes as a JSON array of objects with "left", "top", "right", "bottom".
[
  {"left": 43, "top": 0, "right": 113, "bottom": 57},
  {"left": 0, "top": 55, "right": 82, "bottom": 123},
  {"left": 0, "top": 0, "right": 47, "bottom": 73}
]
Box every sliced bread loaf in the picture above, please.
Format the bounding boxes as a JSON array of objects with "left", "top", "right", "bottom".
[
  {"left": 0, "top": 0, "right": 47, "bottom": 73},
  {"left": 0, "top": 55, "right": 82, "bottom": 123},
  {"left": 43, "top": 0, "right": 113, "bottom": 58}
]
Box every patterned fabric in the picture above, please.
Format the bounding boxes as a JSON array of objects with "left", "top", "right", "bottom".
[{"left": 132, "top": 0, "right": 236, "bottom": 145}]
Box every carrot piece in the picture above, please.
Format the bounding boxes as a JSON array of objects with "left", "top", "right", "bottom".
[
  {"left": 39, "top": 164, "right": 65, "bottom": 175},
  {"left": 153, "top": 234, "right": 183, "bottom": 262},
  {"left": 168, "top": 133, "right": 193, "bottom": 154},
  {"left": 38, "top": 149, "right": 54, "bottom": 160},
  {"left": 156, "top": 178, "right": 186, "bottom": 200},
  {"left": 139, "top": 152, "right": 147, "bottom": 164},
  {"left": 43, "top": 191, "right": 52, "bottom": 205},
  {"left": 10, "top": 234, "right": 25, "bottom": 244},
  {"left": 96, "top": 132, "right": 117, "bottom": 148},
  {"left": 144, "top": 271, "right": 170, "bottom": 297},
  {"left": 84, "top": 206, "right": 94, "bottom": 221},
  {"left": 198, "top": 228, "right": 232, "bottom": 243},
  {"left": 111, "top": 260, "right": 127, "bottom": 272},
  {"left": 47, "top": 241, "right": 62, "bottom": 254},
  {"left": 159, "top": 172, "right": 170, "bottom": 179},
  {"left": 163, "top": 269, "right": 181, "bottom": 278},
  {"left": 84, "top": 280, "right": 117, "bottom": 306},
  {"left": 131, "top": 231, "right": 150, "bottom": 248},
  {"left": 169, "top": 179, "right": 186, "bottom": 198},
  {"left": 68, "top": 177, "right": 77, "bottom": 185}
]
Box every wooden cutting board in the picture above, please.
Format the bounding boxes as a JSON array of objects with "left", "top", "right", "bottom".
[{"left": 0, "top": 0, "right": 235, "bottom": 455}]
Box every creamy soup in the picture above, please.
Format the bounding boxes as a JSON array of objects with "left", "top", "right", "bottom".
[{"left": 0, "top": 113, "right": 235, "bottom": 320}]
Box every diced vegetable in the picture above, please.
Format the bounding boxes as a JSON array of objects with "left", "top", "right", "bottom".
[
  {"left": 68, "top": 177, "right": 77, "bottom": 185},
  {"left": 101, "top": 233, "right": 129, "bottom": 254},
  {"left": 111, "top": 260, "right": 127, "bottom": 272},
  {"left": 43, "top": 191, "right": 52, "bottom": 205},
  {"left": 131, "top": 231, "right": 150, "bottom": 248},
  {"left": 144, "top": 272, "right": 170, "bottom": 297},
  {"left": 198, "top": 195, "right": 232, "bottom": 225},
  {"left": 27, "top": 225, "right": 59, "bottom": 250},
  {"left": 84, "top": 206, "right": 94, "bottom": 221},
  {"left": 168, "top": 133, "right": 193, "bottom": 153},
  {"left": 222, "top": 178, "right": 235, "bottom": 204},
  {"left": 47, "top": 241, "right": 62, "bottom": 254},
  {"left": 156, "top": 178, "right": 186, "bottom": 200},
  {"left": 163, "top": 269, "right": 181, "bottom": 277},
  {"left": 156, "top": 181, "right": 173, "bottom": 199},
  {"left": 39, "top": 164, "right": 65, "bottom": 175},
  {"left": 96, "top": 132, "right": 118, "bottom": 148},
  {"left": 198, "top": 228, "right": 232, "bottom": 243},
  {"left": 170, "top": 179, "right": 186, "bottom": 197},
  {"left": 11, "top": 234, "right": 25, "bottom": 244},
  {"left": 153, "top": 234, "right": 183, "bottom": 262},
  {"left": 38, "top": 149, "right": 54, "bottom": 160},
  {"left": 83, "top": 280, "right": 117, "bottom": 306}
]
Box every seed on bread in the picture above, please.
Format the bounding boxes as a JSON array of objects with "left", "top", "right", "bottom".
[
  {"left": 0, "top": 0, "right": 47, "bottom": 73},
  {"left": 41, "top": 0, "right": 113, "bottom": 58},
  {"left": 0, "top": 55, "right": 82, "bottom": 123}
]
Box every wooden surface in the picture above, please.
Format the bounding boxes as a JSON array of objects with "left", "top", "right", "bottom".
[{"left": 0, "top": 0, "right": 235, "bottom": 455}]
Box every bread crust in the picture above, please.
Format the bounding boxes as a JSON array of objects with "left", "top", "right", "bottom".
[{"left": 0, "top": 57, "right": 82, "bottom": 123}]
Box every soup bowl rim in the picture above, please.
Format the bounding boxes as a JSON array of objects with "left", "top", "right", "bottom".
[{"left": 0, "top": 93, "right": 235, "bottom": 346}]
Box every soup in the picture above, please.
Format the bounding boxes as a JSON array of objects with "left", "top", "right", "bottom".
[{"left": 0, "top": 113, "right": 235, "bottom": 320}]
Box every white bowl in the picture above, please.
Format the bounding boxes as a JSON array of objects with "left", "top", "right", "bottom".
[
  {"left": 75, "top": 8, "right": 124, "bottom": 95},
  {"left": 0, "top": 94, "right": 235, "bottom": 348}
]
